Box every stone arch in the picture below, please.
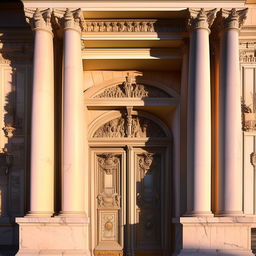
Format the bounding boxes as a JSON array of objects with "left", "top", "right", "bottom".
[{"left": 88, "top": 110, "right": 172, "bottom": 139}]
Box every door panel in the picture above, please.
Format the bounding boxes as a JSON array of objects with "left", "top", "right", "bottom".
[
  {"left": 92, "top": 147, "right": 168, "bottom": 256},
  {"left": 133, "top": 148, "right": 165, "bottom": 256}
]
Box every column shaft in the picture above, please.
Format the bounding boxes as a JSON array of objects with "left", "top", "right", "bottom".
[
  {"left": 61, "top": 9, "right": 85, "bottom": 216},
  {"left": 186, "top": 9, "right": 216, "bottom": 216},
  {"left": 217, "top": 8, "right": 247, "bottom": 215},
  {"left": 29, "top": 9, "right": 54, "bottom": 216}
]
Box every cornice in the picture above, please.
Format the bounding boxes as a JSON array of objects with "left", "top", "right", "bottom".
[{"left": 21, "top": 1, "right": 246, "bottom": 11}]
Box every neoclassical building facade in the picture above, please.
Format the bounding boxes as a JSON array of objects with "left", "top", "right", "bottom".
[{"left": 0, "top": 0, "right": 256, "bottom": 255}]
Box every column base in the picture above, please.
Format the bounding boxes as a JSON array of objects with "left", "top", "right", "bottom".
[
  {"left": 26, "top": 211, "right": 53, "bottom": 217},
  {"left": 173, "top": 216, "right": 256, "bottom": 256},
  {"left": 183, "top": 211, "right": 213, "bottom": 217},
  {"left": 215, "top": 210, "right": 244, "bottom": 217},
  {"left": 16, "top": 216, "right": 91, "bottom": 256},
  {"left": 58, "top": 211, "right": 87, "bottom": 217}
]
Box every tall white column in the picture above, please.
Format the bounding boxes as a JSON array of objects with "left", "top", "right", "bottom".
[
  {"left": 186, "top": 9, "right": 216, "bottom": 216},
  {"left": 217, "top": 8, "right": 248, "bottom": 216},
  {"left": 61, "top": 8, "right": 85, "bottom": 216},
  {"left": 26, "top": 8, "right": 54, "bottom": 216}
]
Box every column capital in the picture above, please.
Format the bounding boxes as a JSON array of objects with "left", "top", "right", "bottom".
[
  {"left": 25, "top": 8, "right": 53, "bottom": 33},
  {"left": 53, "top": 8, "right": 84, "bottom": 33},
  {"left": 218, "top": 8, "right": 248, "bottom": 30},
  {"left": 187, "top": 8, "right": 217, "bottom": 32}
]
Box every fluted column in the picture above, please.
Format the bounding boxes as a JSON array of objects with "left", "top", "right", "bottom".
[
  {"left": 60, "top": 9, "right": 85, "bottom": 216},
  {"left": 217, "top": 8, "right": 247, "bottom": 216},
  {"left": 25, "top": 8, "right": 54, "bottom": 216},
  {"left": 186, "top": 8, "right": 216, "bottom": 216}
]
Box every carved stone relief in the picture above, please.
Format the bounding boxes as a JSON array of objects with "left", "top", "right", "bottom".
[
  {"left": 83, "top": 19, "right": 184, "bottom": 33},
  {"left": 240, "top": 41, "right": 256, "bottom": 63},
  {"left": 250, "top": 152, "right": 256, "bottom": 167},
  {"left": 241, "top": 97, "right": 256, "bottom": 132},
  {"left": 138, "top": 153, "right": 154, "bottom": 173},
  {"left": 96, "top": 153, "right": 121, "bottom": 248},
  {"left": 97, "top": 192, "right": 120, "bottom": 209},
  {"left": 93, "top": 116, "right": 165, "bottom": 138},
  {"left": 94, "top": 75, "right": 170, "bottom": 99},
  {"left": 98, "top": 154, "right": 119, "bottom": 175},
  {"left": 99, "top": 212, "right": 118, "bottom": 241}
]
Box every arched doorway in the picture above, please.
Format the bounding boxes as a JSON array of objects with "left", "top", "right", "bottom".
[{"left": 88, "top": 109, "right": 172, "bottom": 256}]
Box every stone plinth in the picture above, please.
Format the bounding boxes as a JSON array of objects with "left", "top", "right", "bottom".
[
  {"left": 173, "top": 217, "right": 256, "bottom": 256},
  {"left": 16, "top": 217, "right": 90, "bottom": 256}
]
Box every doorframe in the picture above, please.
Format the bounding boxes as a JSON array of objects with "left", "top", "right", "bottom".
[{"left": 88, "top": 141, "right": 172, "bottom": 255}]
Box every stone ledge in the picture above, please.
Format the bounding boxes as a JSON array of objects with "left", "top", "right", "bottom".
[
  {"left": 16, "top": 216, "right": 90, "bottom": 224},
  {"left": 173, "top": 216, "right": 256, "bottom": 224},
  {"left": 16, "top": 249, "right": 90, "bottom": 256}
]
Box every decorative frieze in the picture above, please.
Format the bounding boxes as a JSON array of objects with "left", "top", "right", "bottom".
[{"left": 83, "top": 19, "right": 183, "bottom": 33}]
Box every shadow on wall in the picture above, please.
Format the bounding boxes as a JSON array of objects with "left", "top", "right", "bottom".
[{"left": 0, "top": 0, "right": 32, "bottom": 254}]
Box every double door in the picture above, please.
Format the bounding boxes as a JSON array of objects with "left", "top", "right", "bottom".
[{"left": 91, "top": 146, "right": 170, "bottom": 256}]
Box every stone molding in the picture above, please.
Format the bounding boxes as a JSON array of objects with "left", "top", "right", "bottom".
[
  {"left": 25, "top": 8, "right": 53, "bottom": 33},
  {"left": 187, "top": 8, "right": 217, "bottom": 31}
]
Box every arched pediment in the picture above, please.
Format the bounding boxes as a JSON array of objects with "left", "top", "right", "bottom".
[
  {"left": 84, "top": 73, "right": 179, "bottom": 101},
  {"left": 89, "top": 110, "right": 171, "bottom": 139}
]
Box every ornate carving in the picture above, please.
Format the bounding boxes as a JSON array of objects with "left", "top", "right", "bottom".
[
  {"left": 138, "top": 153, "right": 154, "bottom": 173},
  {"left": 240, "top": 41, "right": 256, "bottom": 63},
  {"left": 53, "top": 8, "right": 84, "bottom": 32},
  {"left": 187, "top": 8, "right": 217, "bottom": 31},
  {"left": 3, "top": 125, "right": 15, "bottom": 139},
  {"left": 94, "top": 75, "right": 169, "bottom": 98},
  {"left": 93, "top": 116, "right": 165, "bottom": 138},
  {"left": 83, "top": 19, "right": 182, "bottom": 33},
  {"left": 136, "top": 153, "right": 161, "bottom": 210},
  {"left": 219, "top": 8, "right": 248, "bottom": 30},
  {"left": 97, "top": 192, "right": 120, "bottom": 208},
  {"left": 241, "top": 97, "right": 256, "bottom": 132},
  {"left": 25, "top": 8, "right": 52, "bottom": 32},
  {"left": 98, "top": 154, "right": 119, "bottom": 174},
  {"left": 250, "top": 152, "right": 256, "bottom": 167}
]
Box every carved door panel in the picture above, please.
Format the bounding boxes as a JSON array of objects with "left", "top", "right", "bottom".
[
  {"left": 92, "top": 147, "right": 169, "bottom": 256},
  {"left": 92, "top": 148, "right": 125, "bottom": 256},
  {"left": 126, "top": 147, "right": 167, "bottom": 256}
]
